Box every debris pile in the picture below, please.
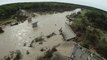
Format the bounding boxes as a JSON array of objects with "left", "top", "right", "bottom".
[
  {"left": 2, "top": 50, "right": 23, "bottom": 60},
  {"left": 29, "top": 36, "right": 45, "bottom": 47},
  {"left": 32, "top": 22, "right": 38, "bottom": 28}
]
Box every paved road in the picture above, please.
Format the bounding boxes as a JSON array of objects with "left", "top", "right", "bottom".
[{"left": 70, "top": 43, "right": 104, "bottom": 60}]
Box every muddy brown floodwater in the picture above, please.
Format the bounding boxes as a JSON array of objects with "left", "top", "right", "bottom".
[{"left": 0, "top": 10, "right": 76, "bottom": 60}]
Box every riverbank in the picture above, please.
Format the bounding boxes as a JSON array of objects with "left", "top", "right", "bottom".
[{"left": 68, "top": 8, "right": 107, "bottom": 59}]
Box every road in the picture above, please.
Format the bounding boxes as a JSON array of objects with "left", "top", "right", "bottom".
[{"left": 70, "top": 43, "right": 104, "bottom": 60}]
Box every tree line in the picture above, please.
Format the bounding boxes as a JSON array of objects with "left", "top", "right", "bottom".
[{"left": 0, "top": 2, "right": 107, "bottom": 21}]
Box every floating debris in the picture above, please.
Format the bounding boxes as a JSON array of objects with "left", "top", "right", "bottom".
[
  {"left": 39, "top": 42, "right": 43, "bottom": 44},
  {"left": 13, "top": 50, "right": 23, "bottom": 60},
  {"left": 29, "top": 36, "right": 45, "bottom": 47},
  {"left": 32, "top": 22, "right": 38, "bottom": 28},
  {"left": 10, "top": 22, "right": 18, "bottom": 26},
  {"left": 29, "top": 40, "right": 35, "bottom": 47},
  {"left": 55, "top": 24, "right": 57, "bottom": 26},
  {"left": 40, "top": 48, "right": 46, "bottom": 52},
  {"left": 28, "top": 17, "right": 32, "bottom": 22},
  {"left": 2, "top": 50, "right": 23, "bottom": 60},
  {"left": 32, "top": 13, "right": 37, "bottom": 17},
  {"left": 0, "top": 27, "right": 4, "bottom": 33},
  {"left": 23, "top": 43, "right": 27, "bottom": 46},
  {"left": 46, "top": 32, "right": 56, "bottom": 38},
  {"left": 44, "top": 47, "right": 57, "bottom": 59},
  {"left": 26, "top": 50, "right": 30, "bottom": 55},
  {"left": 35, "top": 36, "right": 44, "bottom": 42}
]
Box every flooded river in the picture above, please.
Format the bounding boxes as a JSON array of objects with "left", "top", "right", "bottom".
[{"left": 0, "top": 11, "right": 76, "bottom": 60}]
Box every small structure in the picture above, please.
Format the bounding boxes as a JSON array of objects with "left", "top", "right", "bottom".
[
  {"left": 32, "top": 22, "right": 38, "bottom": 28},
  {"left": 59, "top": 23, "right": 76, "bottom": 41}
]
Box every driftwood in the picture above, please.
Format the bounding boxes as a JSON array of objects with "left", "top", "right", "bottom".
[{"left": 46, "top": 32, "right": 56, "bottom": 38}]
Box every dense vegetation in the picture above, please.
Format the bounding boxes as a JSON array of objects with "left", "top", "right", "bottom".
[
  {"left": 70, "top": 10, "right": 107, "bottom": 59},
  {"left": 85, "top": 11, "right": 107, "bottom": 30},
  {"left": 0, "top": 2, "right": 107, "bottom": 21}
]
